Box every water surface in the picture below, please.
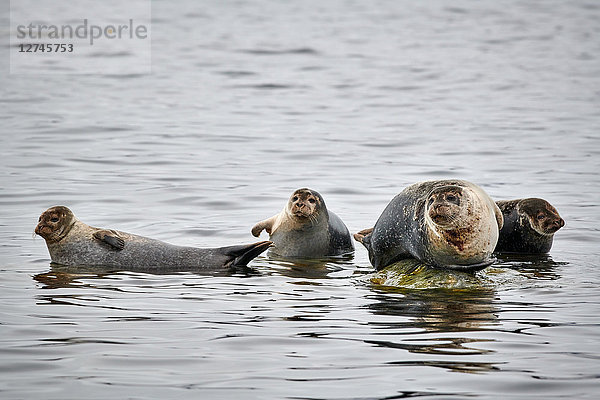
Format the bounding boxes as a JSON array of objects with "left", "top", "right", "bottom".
[{"left": 1, "top": 1, "right": 599, "bottom": 399}]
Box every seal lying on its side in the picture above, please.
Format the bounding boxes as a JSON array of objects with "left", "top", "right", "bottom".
[
  {"left": 35, "top": 206, "right": 271, "bottom": 270},
  {"left": 495, "top": 198, "right": 564, "bottom": 253},
  {"left": 354, "top": 180, "right": 503, "bottom": 271},
  {"left": 251, "top": 188, "right": 354, "bottom": 258}
]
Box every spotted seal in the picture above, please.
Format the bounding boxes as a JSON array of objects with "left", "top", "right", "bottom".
[
  {"left": 495, "top": 198, "right": 564, "bottom": 253},
  {"left": 354, "top": 180, "right": 503, "bottom": 271},
  {"left": 35, "top": 206, "right": 271, "bottom": 270},
  {"left": 251, "top": 188, "right": 354, "bottom": 258}
]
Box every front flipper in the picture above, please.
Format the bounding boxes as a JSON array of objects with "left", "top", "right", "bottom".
[
  {"left": 93, "top": 229, "right": 125, "bottom": 250},
  {"left": 251, "top": 215, "right": 277, "bottom": 237}
]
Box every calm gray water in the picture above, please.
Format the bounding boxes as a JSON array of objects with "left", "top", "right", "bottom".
[{"left": 1, "top": 1, "right": 600, "bottom": 398}]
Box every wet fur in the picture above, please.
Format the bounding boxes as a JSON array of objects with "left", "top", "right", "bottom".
[
  {"left": 35, "top": 206, "right": 271, "bottom": 270},
  {"left": 354, "top": 180, "right": 502, "bottom": 271},
  {"left": 251, "top": 188, "right": 354, "bottom": 257},
  {"left": 495, "top": 198, "right": 564, "bottom": 253}
]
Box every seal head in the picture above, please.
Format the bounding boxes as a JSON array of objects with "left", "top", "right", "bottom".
[
  {"left": 517, "top": 198, "right": 564, "bottom": 235},
  {"left": 495, "top": 198, "right": 564, "bottom": 253},
  {"left": 425, "top": 185, "right": 468, "bottom": 229},
  {"left": 423, "top": 184, "right": 502, "bottom": 267},
  {"left": 35, "top": 206, "right": 76, "bottom": 244},
  {"left": 286, "top": 188, "right": 326, "bottom": 223}
]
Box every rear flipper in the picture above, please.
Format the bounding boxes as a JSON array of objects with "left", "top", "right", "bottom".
[
  {"left": 353, "top": 228, "right": 373, "bottom": 246},
  {"left": 220, "top": 241, "right": 272, "bottom": 268},
  {"left": 354, "top": 228, "right": 411, "bottom": 271},
  {"left": 354, "top": 228, "right": 378, "bottom": 266}
]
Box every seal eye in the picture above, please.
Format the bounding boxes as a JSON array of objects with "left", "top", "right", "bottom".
[
  {"left": 292, "top": 196, "right": 298, "bottom": 202},
  {"left": 537, "top": 214, "right": 545, "bottom": 220},
  {"left": 446, "top": 195, "right": 457, "bottom": 202},
  {"left": 308, "top": 198, "right": 316, "bottom": 204},
  {"left": 51, "top": 217, "right": 59, "bottom": 223}
]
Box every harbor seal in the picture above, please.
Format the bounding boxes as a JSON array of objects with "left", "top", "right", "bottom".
[
  {"left": 354, "top": 180, "right": 503, "bottom": 271},
  {"left": 251, "top": 188, "right": 354, "bottom": 258},
  {"left": 495, "top": 198, "right": 564, "bottom": 253},
  {"left": 35, "top": 206, "right": 271, "bottom": 270}
]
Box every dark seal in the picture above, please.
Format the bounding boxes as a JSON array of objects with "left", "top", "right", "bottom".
[
  {"left": 495, "top": 198, "right": 564, "bottom": 253},
  {"left": 354, "top": 180, "right": 503, "bottom": 271},
  {"left": 35, "top": 206, "right": 271, "bottom": 270},
  {"left": 251, "top": 188, "right": 354, "bottom": 258}
]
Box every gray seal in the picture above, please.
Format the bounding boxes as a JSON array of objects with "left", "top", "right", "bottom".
[
  {"left": 251, "top": 188, "right": 354, "bottom": 258},
  {"left": 35, "top": 206, "right": 271, "bottom": 270},
  {"left": 354, "top": 180, "right": 503, "bottom": 271},
  {"left": 495, "top": 198, "right": 564, "bottom": 253}
]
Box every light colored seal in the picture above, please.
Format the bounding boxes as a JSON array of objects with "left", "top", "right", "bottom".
[
  {"left": 251, "top": 188, "right": 354, "bottom": 258},
  {"left": 354, "top": 180, "right": 503, "bottom": 271},
  {"left": 495, "top": 198, "right": 564, "bottom": 253},
  {"left": 35, "top": 206, "right": 271, "bottom": 270}
]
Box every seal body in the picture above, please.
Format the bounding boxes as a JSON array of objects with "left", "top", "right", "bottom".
[
  {"left": 35, "top": 206, "right": 271, "bottom": 271},
  {"left": 354, "top": 180, "right": 503, "bottom": 271},
  {"left": 251, "top": 188, "right": 354, "bottom": 258},
  {"left": 495, "top": 198, "right": 564, "bottom": 253}
]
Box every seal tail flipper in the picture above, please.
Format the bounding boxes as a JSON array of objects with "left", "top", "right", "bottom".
[
  {"left": 354, "top": 228, "right": 407, "bottom": 271},
  {"left": 221, "top": 241, "right": 272, "bottom": 268},
  {"left": 355, "top": 228, "right": 385, "bottom": 268}
]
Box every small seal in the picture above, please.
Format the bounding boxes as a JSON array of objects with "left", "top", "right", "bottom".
[
  {"left": 35, "top": 206, "right": 271, "bottom": 270},
  {"left": 495, "top": 198, "right": 564, "bottom": 253},
  {"left": 251, "top": 188, "right": 354, "bottom": 258},
  {"left": 354, "top": 180, "right": 503, "bottom": 271}
]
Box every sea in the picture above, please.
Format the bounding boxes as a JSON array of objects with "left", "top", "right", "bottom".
[{"left": 1, "top": 1, "right": 599, "bottom": 398}]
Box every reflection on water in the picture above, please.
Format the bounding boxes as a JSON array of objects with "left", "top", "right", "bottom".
[
  {"left": 495, "top": 253, "right": 567, "bottom": 281},
  {"left": 33, "top": 261, "right": 263, "bottom": 290},
  {"left": 369, "top": 288, "right": 498, "bottom": 332},
  {"left": 360, "top": 255, "right": 572, "bottom": 376},
  {"left": 366, "top": 279, "right": 499, "bottom": 374},
  {"left": 34, "top": 266, "right": 112, "bottom": 290},
  {"left": 263, "top": 254, "right": 359, "bottom": 280}
]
